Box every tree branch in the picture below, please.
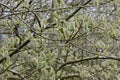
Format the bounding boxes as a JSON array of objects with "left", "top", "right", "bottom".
[
  {"left": 0, "top": 39, "right": 30, "bottom": 64},
  {"left": 65, "top": 0, "right": 92, "bottom": 21},
  {"left": 56, "top": 56, "right": 120, "bottom": 72},
  {"left": 45, "top": 0, "right": 92, "bottom": 29}
]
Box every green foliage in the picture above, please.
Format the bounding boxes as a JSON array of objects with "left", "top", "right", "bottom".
[{"left": 0, "top": 0, "right": 120, "bottom": 80}]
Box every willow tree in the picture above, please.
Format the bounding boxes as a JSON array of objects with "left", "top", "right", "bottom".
[{"left": 0, "top": 0, "right": 120, "bottom": 80}]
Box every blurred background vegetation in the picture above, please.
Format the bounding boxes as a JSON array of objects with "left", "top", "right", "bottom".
[{"left": 0, "top": 0, "right": 120, "bottom": 80}]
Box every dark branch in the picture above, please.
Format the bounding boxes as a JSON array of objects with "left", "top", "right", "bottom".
[
  {"left": 65, "top": 0, "right": 92, "bottom": 21},
  {"left": 0, "top": 39, "right": 30, "bottom": 64},
  {"left": 56, "top": 56, "right": 120, "bottom": 72},
  {"left": 45, "top": 0, "right": 92, "bottom": 29}
]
